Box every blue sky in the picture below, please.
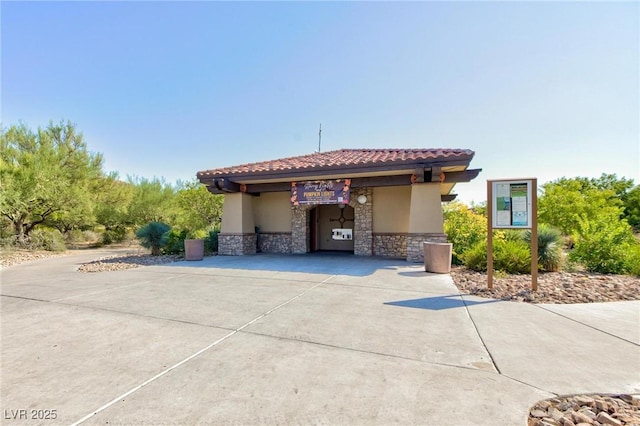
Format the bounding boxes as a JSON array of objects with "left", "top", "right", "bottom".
[{"left": 2, "top": 1, "right": 638, "bottom": 203}]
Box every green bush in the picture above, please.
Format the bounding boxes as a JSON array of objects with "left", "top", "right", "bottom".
[
  {"left": 102, "top": 227, "right": 127, "bottom": 245},
  {"left": 443, "top": 202, "right": 487, "bottom": 265},
  {"left": 494, "top": 239, "right": 531, "bottom": 274},
  {"left": 624, "top": 244, "right": 640, "bottom": 276},
  {"left": 205, "top": 229, "right": 219, "bottom": 253},
  {"left": 187, "top": 229, "right": 208, "bottom": 240},
  {"left": 462, "top": 241, "right": 488, "bottom": 272},
  {"left": 65, "top": 229, "right": 101, "bottom": 247},
  {"left": 135, "top": 222, "right": 170, "bottom": 256},
  {"left": 163, "top": 229, "right": 187, "bottom": 255},
  {"left": 463, "top": 238, "right": 531, "bottom": 274},
  {"left": 66, "top": 229, "right": 85, "bottom": 244},
  {"left": 525, "top": 224, "right": 563, "bottom": 272},
  {"left": 83, "top": 230, "right": 101, "bottom": 244},
  {"left": 569, "top": 218, "right": 635, "bottom": 274},
  {"left": 28, "top": 229, "right": 66, "bottom": 252}
]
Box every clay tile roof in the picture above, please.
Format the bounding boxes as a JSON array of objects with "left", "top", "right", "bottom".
[{"left": 197, "top": 148, "right": 474, "bottom": 178}]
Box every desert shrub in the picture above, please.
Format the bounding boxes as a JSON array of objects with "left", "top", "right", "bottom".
[
  {"left": 82, "top": 230, "right": 100, "bottom": 244},
  {"left": 28, "top": 229, "right": 66, "bottom": 252},
  {"left": 205, "top": 229, "right": 219, "bottom": 253},
  {"left": 462, "top": 241, "right": 488, "bottom": 272},
  {"left": 443, "top": 202, "right": 487, "bottom": 265},
  {"left": 525, "top": 224, "right": 563, "bottom": 272},
  {"left": 569, "top": 218, "right": 635, "bottom": 274},
  {"left": 66, "top": 229, "right": 85, "bottom": 244},
  {"left": 163, "top": 229, "right": 187, "bottom": 255},
  {"left": 625, "top": 244, "right": 640, "bottom": 276},
  {"left": 494, "top": 239, "right": 531, "bottom": 274},
  {"left": 187, "top": 229, "right": 208, "bottom": 240},
  {"left": 463, "top": 237, "right": 531, "bottom": 274},
  {"left": 135, "top": 222, "right": 170, "bottom": 256},
  {"left": 102, "top": 227, "right": 127, "bottom": 245}
]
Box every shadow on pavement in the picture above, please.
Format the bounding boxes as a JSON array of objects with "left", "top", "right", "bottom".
[
  {"left": 166, "top": 252, "right": 412, "bottom": 277},
  {"left": 384, "top": 294, "right": 502, "bottom": 311}
]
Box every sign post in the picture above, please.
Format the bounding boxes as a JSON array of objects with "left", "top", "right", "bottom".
[{"left": 487, "top": 178, "right": 538, "bottom": 291}]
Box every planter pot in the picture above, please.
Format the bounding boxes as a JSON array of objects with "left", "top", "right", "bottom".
[
  {"left": 184, "top": 239, "right": 205, "bottom": 261},
  {"left": 423, "top": 242, "right": 452, "bottom": 274}
]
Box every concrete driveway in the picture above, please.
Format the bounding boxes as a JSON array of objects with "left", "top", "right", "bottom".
[{"left": 1, "top": 251, "right": 638, "bottom": 425}]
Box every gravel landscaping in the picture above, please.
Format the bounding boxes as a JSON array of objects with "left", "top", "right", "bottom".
[
  {"left": 528, "top": 394, "right": 639, "bottom": 426},
  {"left": 451, "top": 267, "right": 639, "bottom": 304},
  {"left": 0, "top": 249, "right": 70, "bottom": 268},
  {"left": 77, "top": 253, "right": 185, "bottom": 272}
]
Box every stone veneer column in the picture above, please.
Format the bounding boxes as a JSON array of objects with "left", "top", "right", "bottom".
[
  {"left": 218, "top": 233, "right": 257, "bottom": 256},
  {"left": 406, "top": 233, "right": 448, "bottom": 262},
  {"left": 350, "top": 188, "right": 373, "bottom": 256},
  {"left": 291, "top": 205, "right": 309, "bottom": 254}
]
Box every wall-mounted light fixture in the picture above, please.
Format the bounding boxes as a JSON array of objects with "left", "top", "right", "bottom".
[{"left": 357, "top": 195, "right": 367, "bottom": 205}]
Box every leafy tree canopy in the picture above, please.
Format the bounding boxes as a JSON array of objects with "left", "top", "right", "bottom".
[
  {"left": 0, "top": 121, "right": 104, "bottom": 240},
  {"left": 538, "top": 174, "right": 632, "bottom": 237},
  {"left": 171, "top": 180, "right": 223, "bottom": 233},
  {"left": 125, "top": 176, "right": 175, "bottom": 226}
]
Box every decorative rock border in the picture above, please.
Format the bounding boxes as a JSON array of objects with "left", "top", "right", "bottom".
[
  {"left": 528, "top": 394, "right": 639, "bottom": 426},
  {"left": 451, "top": 268, "right": 639, "bottom": 304},
  {"left": 77, "top": 254, "right": 184, "bottom": 272}
]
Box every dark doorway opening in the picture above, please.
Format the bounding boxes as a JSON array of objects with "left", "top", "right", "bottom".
[{"left": 312, "top": 204, "right": 355, "bottom": 253}]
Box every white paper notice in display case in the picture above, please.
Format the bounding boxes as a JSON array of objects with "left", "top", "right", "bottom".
[{"left": 492, "top": 180, "right": 533, "bottom": 229}]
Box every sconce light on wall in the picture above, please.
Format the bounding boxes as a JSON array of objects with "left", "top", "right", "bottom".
[{"left": 357, "top": 195, "right": 367, "bottom": 205}]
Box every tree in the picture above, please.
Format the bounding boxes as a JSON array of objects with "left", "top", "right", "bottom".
[
  {"left": 539, "top": 174, "right": 638, "bottom": 274},
  {"left": 94, "top": 173, "right": 134, "bottom": 231},
  {"left": 0, "top": 121, "right": 103, "bottom": 241},
  {"left": 126, "top": 176, "right": 175, "bottom": 226},
  {"left": 443, "top": 201, "right": 487, "bottom": 265},
  {"left": 623, "top": 185, "right": 640, "bottom": 230},
  {"left": 171, "top": 181, "right": 223, "bottom": 232},
  {"left": 538, "top": 176, "right": 625, "bottom": 237}
]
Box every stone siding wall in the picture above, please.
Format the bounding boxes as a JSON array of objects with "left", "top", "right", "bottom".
[
  {"left": 372, "top": 233, "right": 407, "bottom": 258},
  {"left": 406, "top": 233, "right": 448, "bottom": 262},
  {"left": 218, "top": 233, "right": 257, "bottom": 256},
  {"left": 291, "top": 206, "right": 309, "bottom": 254},
  {"left": 258, "top": 232, "right": 292, "bottom": 254},
  {"left": 350, "top": 188, "right": 373, "bottom": 256}
]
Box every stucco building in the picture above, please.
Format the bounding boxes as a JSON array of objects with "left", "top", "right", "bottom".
[{"left": 197, "top": 148, "right": 480, "bottom": 262}]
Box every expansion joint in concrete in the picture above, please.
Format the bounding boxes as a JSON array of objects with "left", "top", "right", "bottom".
[{"left": 534, "top": 304, "right": 640, "bottom": 347}]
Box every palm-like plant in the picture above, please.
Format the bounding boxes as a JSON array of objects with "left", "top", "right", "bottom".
[
  {"left": 135, "top": 222, "right": 170, "bottom": 256},
  {"left": 525, "top": 224, "right": 563, "bottom": 272}
]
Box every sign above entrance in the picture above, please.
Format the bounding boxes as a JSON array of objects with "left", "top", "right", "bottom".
[{"left": 291, "top": 179, "right": 351, "bottom": 206}]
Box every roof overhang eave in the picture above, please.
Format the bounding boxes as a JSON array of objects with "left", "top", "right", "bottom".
[{"left": 197, "top": 155, "right": 474, "bottom": 184}]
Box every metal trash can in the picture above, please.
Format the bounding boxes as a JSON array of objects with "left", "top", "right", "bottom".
[{"left": 423, "top": 242, "right": 452, "bottom": 273}]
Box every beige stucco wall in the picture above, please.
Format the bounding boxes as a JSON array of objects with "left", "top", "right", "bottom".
[
  {"left": 408, "top": 183, "right": 444, "bottom": 233},
  {"left": 372, "top": 186, "right": 411, "bottom": 233},
  {"left": 221, "top": 193, "right": 256, "bottom": 233},
  {"left": 253, "top": 192, "right": 292, "bottom": 233}
]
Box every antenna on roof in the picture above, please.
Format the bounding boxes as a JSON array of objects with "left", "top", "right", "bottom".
[{"left": 318, "top": 123, "right": 322, "bottom": 152}]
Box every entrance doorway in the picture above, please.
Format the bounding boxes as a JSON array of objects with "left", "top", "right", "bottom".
[{"left": 310, "top": 204, "right": 355, "bottom": 252}]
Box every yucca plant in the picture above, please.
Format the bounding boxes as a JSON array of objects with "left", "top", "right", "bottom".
[
  {"left": 135, "top": 222, "right": 170, "bottom": 256},
  {"left": 525, "top": 224, "right": 563, "bottom": 272}
]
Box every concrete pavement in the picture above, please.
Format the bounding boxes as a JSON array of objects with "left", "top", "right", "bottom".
[{"left": 1, "top": 251, "right": 638, "bottom": 425}]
